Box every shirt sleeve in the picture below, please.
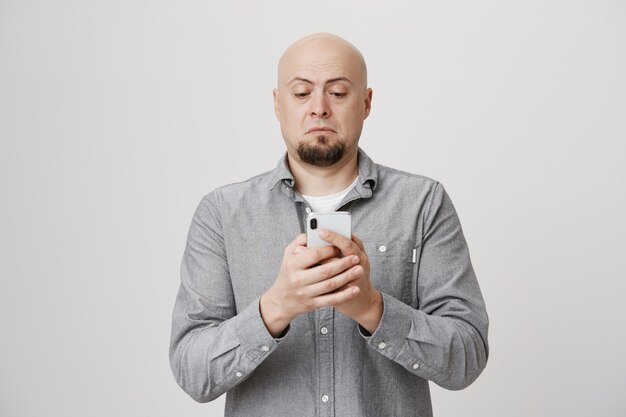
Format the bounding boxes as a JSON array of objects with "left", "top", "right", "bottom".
[
  {"left": 169, "top": 190, "right": 290, "bottom": 403},
  {"left": 357, "top": 182, "right": 489, "bottom": 390}
]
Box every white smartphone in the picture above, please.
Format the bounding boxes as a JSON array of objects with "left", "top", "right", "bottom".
[{"left": 306, "top": 211, "right": 352, "bottom": 247}]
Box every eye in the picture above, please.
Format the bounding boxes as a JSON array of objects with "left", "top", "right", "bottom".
[
  {"left": 330, "top": 92, "right": 347, "bottom": 97},
  {"left": 294, "top": 92, "right": 309, "bottom": 98}
]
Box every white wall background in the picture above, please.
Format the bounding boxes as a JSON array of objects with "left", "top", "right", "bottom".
[{"left": 1, "top": 1, "right": 625, "bottom": 416}]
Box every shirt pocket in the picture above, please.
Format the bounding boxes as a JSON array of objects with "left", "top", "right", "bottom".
[{"left": 364, "top": 239, "right": 417, "bottom": 306}]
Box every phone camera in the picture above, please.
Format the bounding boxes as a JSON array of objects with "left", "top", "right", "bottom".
[{"left": 310, "top": 218, "right": 317, "bottom": 229}]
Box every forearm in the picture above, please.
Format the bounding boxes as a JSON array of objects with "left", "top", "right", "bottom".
[
  {"left": 170, "top": 293, "right": 286, "bottom": 402},
  {"left": 357, "top": 291, "right": 489, "bottom": 390}
]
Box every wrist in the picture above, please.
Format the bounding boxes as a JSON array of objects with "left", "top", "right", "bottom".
[
  {"left": 260, "top": 288, "right": 291, "bottom": 337},
  {"left": 356, "top": 290, "right": 383, "bottom": 335}
]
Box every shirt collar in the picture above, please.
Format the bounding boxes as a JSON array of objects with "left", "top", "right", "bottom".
[{"left": 269, "top": 146, "right": 379, "bottom": 192}]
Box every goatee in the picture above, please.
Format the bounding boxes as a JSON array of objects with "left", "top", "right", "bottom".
[{"left": 297, "top": 136, "right": 345, "bottom": 167}]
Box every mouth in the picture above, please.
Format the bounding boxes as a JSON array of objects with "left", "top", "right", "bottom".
[{"left": 306, "top": 127, "right": 336, "bottom": 134}]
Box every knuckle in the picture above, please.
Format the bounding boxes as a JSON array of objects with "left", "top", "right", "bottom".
[
  {"left": 320, "top": 265, "right": 333, "bottom": 278},
  {"left": 285, "top": 259, "right": 294, "bottom": 269},
  {"left": 289, "top": 275, "right": 302, "bottom": 288},
  {"left": 343, "top": 288, "right": 354, "bottom": 299},
  {"left": 345, "top": 268, "right": 355, "bottom": 280}
]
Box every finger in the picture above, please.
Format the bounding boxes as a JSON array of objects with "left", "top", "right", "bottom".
[
  {"left": 292, "top": 245, "right": 343, "bottom": 270},
  {"left": 286, "top": 233, "right": 307, "bottom": 253},
  {"left": 309, "top": 246, "right": 341, "bottom": 260},
  {"left": 312, "top": 285, "right": 360, "bottom": 308},
  {"left": 305, "top": 263, "right": 363, "bottom": 297},
  {"left": 352, "top": 234, "right": 365, "bottom": 252},
  {"left": 318, "top": 256, "right": 339, "bottom": 265},
  {"left": 299, "top": 255, "right": 360, "bottom": 286},
  {"left": 318, "top": 229, "right": 359, "bottom": 257}
]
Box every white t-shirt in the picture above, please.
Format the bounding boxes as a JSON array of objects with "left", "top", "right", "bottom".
[{"left": 302, "top": 176, "right": 359, "bottom": 212}]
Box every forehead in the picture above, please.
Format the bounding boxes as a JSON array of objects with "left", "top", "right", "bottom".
[
  {"left": 278, "top": 40, "right": 364, "bottom": 86},
  {"left": 286, "top": 63, "right": 354, "bottom": 86}
]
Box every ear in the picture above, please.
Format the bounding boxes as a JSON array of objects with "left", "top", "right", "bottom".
[
  {"left": 363, "top": 88, "right": 373, "bottom": 119},
  {"left": 273, "top": 88, "right": 281, "bottom": 120}
]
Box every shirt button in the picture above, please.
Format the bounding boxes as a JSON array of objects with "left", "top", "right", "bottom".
[
  {"left": 235, "top": 371, "right": 243, "bottom": 377},
  {"left": 305, "top": 207, "right": 312, "bottom": 213},
  {"left": 261, "top": 345, "right": 270, "bottom": 352},
  {"left": 412, "top": 363, "right": 420, "bottom": 370},
  {"left": 321, "top": 394, "right": 329, "bottom": 403},
  {"left": 320, "top": 326, "right": 328, "bottom": 335},
  {"left": 378, "top": 245, "right": 387, "bottom": 253},
  {"left": 378, "top": 341, "right": 386, "bottom": 349}
]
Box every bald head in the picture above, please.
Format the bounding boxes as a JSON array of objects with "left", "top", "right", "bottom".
[
  {"left": 277, "top": 33, "right": 368, "bottom": 90},
  {"left": 272, "top": 33, "right": 373, "bottom": 170}
]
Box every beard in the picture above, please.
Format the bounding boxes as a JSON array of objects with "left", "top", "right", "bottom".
[{"left": 297, "top": 135, "right": 345, "bottom": 167}]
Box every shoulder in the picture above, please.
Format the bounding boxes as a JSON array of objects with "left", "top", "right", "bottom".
[
  {"left": 197, "top": 168, "right": 276, "bottom": 208},
  {"left": 372, "top": 162, "right": 448, "bottom": 218},
  {"left": 375, "top": 162, "right": 441, "bottom": 190}
]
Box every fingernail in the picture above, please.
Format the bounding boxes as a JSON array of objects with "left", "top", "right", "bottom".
[
  {"left": 319, "top": 229, "right": 329, "bottom": 237},
  {"left": 352, "top": 256, "right": 359, "bottom": 264}
]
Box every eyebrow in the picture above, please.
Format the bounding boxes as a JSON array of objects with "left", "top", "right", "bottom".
[{"left": 288, "top": 76, "right": 353, "bottom": 86}]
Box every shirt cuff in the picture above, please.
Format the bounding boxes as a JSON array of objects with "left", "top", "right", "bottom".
[
  {"left": 234, "top": 297, "right": 287, "bottom": 360},
  {"left": 357, "top": 291, "right": 448, "bottom": 381},
  {"left": 358, "top": 291, "right": 413, "bottom": 360},
  {"left": 357, "top": 323, "right": 372, "bottom": 338}
]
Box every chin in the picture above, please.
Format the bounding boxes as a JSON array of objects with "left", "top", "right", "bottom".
[{"left": 296, "top": 138, "right": 345, "bottom": 167}]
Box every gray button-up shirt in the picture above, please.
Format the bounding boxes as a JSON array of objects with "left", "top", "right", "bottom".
[{"left": 169, "top": 147, "right": 489, "bottom": 417}]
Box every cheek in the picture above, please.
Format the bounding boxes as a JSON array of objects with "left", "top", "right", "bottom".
[
  {"left": 280, "top": 109, "right": 308, "bottom": 138},
  {"left": 338, "top": 106, "right": 365, "bottom": 131},
  {"left": 281, "top": 108, "right": 303, "bottom": 126}
]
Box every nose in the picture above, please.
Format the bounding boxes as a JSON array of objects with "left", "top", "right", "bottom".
[{"left": 309, "top": 93, "right": 330, "bottom": 118}]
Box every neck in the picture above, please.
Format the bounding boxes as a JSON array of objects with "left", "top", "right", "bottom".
[{"left": 287, "top": 150, "right": 359, "bottom": 197}]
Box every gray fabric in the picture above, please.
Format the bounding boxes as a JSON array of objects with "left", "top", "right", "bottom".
[{"left": 169, "top": 147, "right": 489, "bottom": 417}]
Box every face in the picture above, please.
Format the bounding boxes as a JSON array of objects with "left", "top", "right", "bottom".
[{"left": 273, "top": 37, "right": 372, "bottom": 167}]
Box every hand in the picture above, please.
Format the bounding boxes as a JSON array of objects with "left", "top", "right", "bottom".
[
  {"left": 260, "top": 233, "right": 363, "bottom": 337},
  {"left": 317, "top": 229, "right": 383, "bottom": 334}
]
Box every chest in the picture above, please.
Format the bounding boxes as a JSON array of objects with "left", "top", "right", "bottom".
[{"left": 222, "top": 195, "right": 423, "bottom": 312}]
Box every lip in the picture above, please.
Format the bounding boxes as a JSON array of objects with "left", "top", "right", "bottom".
[{"left": 306, "top": 127, "right": 336, "bottom": 134}]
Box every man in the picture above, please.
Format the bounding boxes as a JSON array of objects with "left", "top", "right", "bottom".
[{"left": 169, "top": 33, "right": 489, "bottom": 417}]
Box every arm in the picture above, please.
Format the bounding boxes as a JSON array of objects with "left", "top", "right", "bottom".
[
  {"left": 168, "top": 191, "right": 288, "bottom": 403},
  {"left": 357, "top": 182, "right": 489, "bottom": 390}
]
